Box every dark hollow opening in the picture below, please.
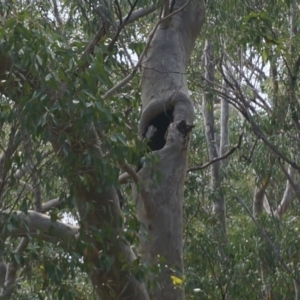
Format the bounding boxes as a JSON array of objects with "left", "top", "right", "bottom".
[{"left": 145, "top": 109, "right": 173, "bottom": 151}]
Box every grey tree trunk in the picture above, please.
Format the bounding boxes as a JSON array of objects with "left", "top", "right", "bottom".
[
  {"left": 49, "top": 134, "right": 150, "bottom": 300},
  {"left": 0, "top": 1, "right": 205, "bottom": 299},
  {"left": 202, "top": 39, "right": 227, "bottom": 235},
  {"left": 136, "top": 1, "right": 205, "bottom": 299}
]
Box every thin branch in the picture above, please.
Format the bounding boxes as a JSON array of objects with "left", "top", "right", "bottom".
[
  {"left": 245, "top": 59, "right": 267, "bottom": 80},
  {"left": 233, "top": 188, "right": 300, "bottom": 286},
  {"left": 52, "top": 0, "right": 63, "bottom": 27},
  {"left": 0, "top": 238, "right": 29, "bottom": 298},
  {"left": 81, "top": 4, "right": 158, "bottom": 60},
  {"left": 162, "top": 0, "right": 169, "bottom": 18},
  {"left": 103, "top": 0, "right": 191, "bottom": 100},
  {"left": 120, "top": 163, "right": 154, "bottom": 216},
  {"left": 220, "top": 55, "right": 300, "bottom": 172},
  {"left": 114, "top": 0, "right": 123, "bottom": 27},
  {"left": 222, "top": 52, "right": 271, "bottom": 112},
  {"left": 22, "top": 133, "right": 42, "bottom": 212},
  {"left": 107, "top": 0, "right": 139, "bottom": 53},
  {"left": 187, "top": 133, "right": 243, "bottom": 173},
  {"left": 117, "top": 4, "right": 157, "bottom": 25},
  {"left": 41, "top": 198, "right": 67, "bottom": 213},
  {"left": 0, "top": 130, "right": 21, "bottom": 179},
  {"left": 275, "top": 160, "right": 300, "bottom": 218},
  {"left": 119, "top": 172, "right": 130, "bottom": 184},
  {"left": 1, "top": 196, "right": 67, "bottom": 298},
  {"left": 15, "top": 150, "right": 53, "bottom": 180}
]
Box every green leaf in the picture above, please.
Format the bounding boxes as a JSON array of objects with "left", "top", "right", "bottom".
[
  {"left": 45, "top": 74, "right": 52, "bottom": 81},
  {"left": 262, "top": 48, "right": 268, "bottom": 63}
]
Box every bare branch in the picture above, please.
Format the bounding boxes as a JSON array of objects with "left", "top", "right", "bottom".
[
  {"left": 106, "top": 0, "right": 139, "bottom": 53},
  {"left": 120, "top": 163, "right": 154, "bottom": 216},
  {"left": 0, "top": 130, "right": 21, "bottom": 180},
  {"left": 0, "top": 211, "right": 78, "bottom": 241},
  {"left": 119, "top": 172, "right": 130, "bottom": 184},
  {"left": 82, "top": 4, "right": 158, "bottom": 59},
  {"left": 0, "top": 238, "right": 29, "bottom": 298},
  {"left": 233, "top": 188, "right": 300, "bottom": 286},
  {"left": 187, "top": 133, "right": 243, "bottom": 173},
  {"left": 0, "top": 256, "right": 6, "bottom": 288},
  {"left": 42, "top": 198, "right": 67, "bottom": 213},
  {"left": 22, "top": 133, "right": 42, "bottom": 212},
  {"left": 0, "top": 197, "right": 67, "bottom": 297},
  {"left": 245, "top": 59, "right": 267, "bottom": 80},
  {"left": 275, "top": 161, "right": 299, "bottom": 218},
  {"left": 15, "top": 150, "right": 53, "bottom": 180},
  {"left": 103, "top": 0, "right": 191, "bottom": 100},
  {"left": 220, "top": 55, "right": 300, "bottom": 172},
  {"left": 52, "top": 0, "right": 63, "bottom": 27},
  {"left": 117, "top": 4, "right": 158, "bottom": 26}
]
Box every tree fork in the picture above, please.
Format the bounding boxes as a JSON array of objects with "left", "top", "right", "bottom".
[{"left": 136, "top": 1, "right": 205, "bottom": 299}]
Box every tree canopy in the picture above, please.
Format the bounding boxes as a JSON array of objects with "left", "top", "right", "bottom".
[{"left": 1, "top": 0, "right": 300, "bottom": 299}]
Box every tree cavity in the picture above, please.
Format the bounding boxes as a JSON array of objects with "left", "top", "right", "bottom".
[{"left": 143, "top": 108, "right": 174, "bottom": 151}]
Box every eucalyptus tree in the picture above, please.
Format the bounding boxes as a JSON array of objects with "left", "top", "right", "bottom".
[
  {"left": 186, "top": 0, "right": 300, "bottom": 298},
  {"left": 0, "top": 0, "right": 205, "bottom": 299}
]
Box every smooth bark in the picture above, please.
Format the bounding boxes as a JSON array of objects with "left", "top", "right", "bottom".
[
  {"left": 0, "top": 210, "right": 78, "bottom": 241},
  {"left": 275, "top": 165, "right": 296, "bottom": 218},
  {"left": 202, "top": 39, "right": 227, "bottom": 234},
  {"left": 137, "top": 1, "right": 205, "bottom": 299},
  {"left": 0, "top": 1, "right": 205, "bottom": 299}
]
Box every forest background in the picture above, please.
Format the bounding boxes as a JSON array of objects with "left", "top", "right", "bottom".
[{"left": 1, "top": 0, "right": 300, "bottom": 299}]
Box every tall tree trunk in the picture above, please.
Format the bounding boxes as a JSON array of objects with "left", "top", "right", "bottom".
[
  {"left": 49, "top": 128, "right": 150, "bottom": 300},
  {"left": 202, "top": 39, "right": 227, "bottom": 235},
  {"left": 136, "top": 1, "right": 205, "bottom": 299}
]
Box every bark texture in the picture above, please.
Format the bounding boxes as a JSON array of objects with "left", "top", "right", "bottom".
[{"left": 136, "top": 1, "right": 205, "bottom": 299}]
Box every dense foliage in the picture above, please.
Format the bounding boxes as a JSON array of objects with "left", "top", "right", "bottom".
[{"left": 1, "top": 0, "right": 300, "bottom": 299}]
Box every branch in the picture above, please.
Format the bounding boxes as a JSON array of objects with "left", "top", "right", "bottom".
[
  {"left": 119, "top": 172, "right": 130, "bottom": 184},
  {"left": 52, "top": 0, "right": 63, "bottom": 27},
  {"left": 0, "top": 130, "right": 21, "bottom": 179},
  {"left": 106, "top": 0, "right": 139, "bottom": 53},
  {"left": 41, "top": 198, "right": 67, "bottom": 213},
  {"left": 120, "top": 163, "right": 154, "bottom": 216},
  {"left": 0, "top": 257, "right": 6, "bottom": 288},
  {"left": 0, "top": 198, "right": 67, "bottom": 297},
  {"left": 103, "top": 0, "right": 191, "bottom": 100},
  {"left": 15, "top": 150, "right": 53, "bottom": 180},
  {"left": 253, "top": 177, "right": 271, "bottom": 217},
  {"left": 81, "top": 4, "right": 158, "bottom": 59},
  {"left": 233, "top": 188, "right": 300, "bottom": 286},
  {"left": 0, "top": 211, "right": 78, "bottom": 242},
  {"left": 275, "top": 161, "right": 300, "bottom": 218},
  {"left": 0, "top": 238, "right": 29, "bottom": 299},
  {"left": 251, "top": 120, "right": 300, "bottom": 171},
  {"left": 187, "top": 133, "right": 243, "bottom": 173},
  {"left": 245, "top": 59, "right": 267, "bottom": 80},
  {"left": 22, "top": 133, "right": 42, "bottom": 212},
  {"left": 220, "top": 54, "right": 300, "bottom": 172},
  {"left": 117, "top": 4, "right": 158, "bottom": 26}
]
